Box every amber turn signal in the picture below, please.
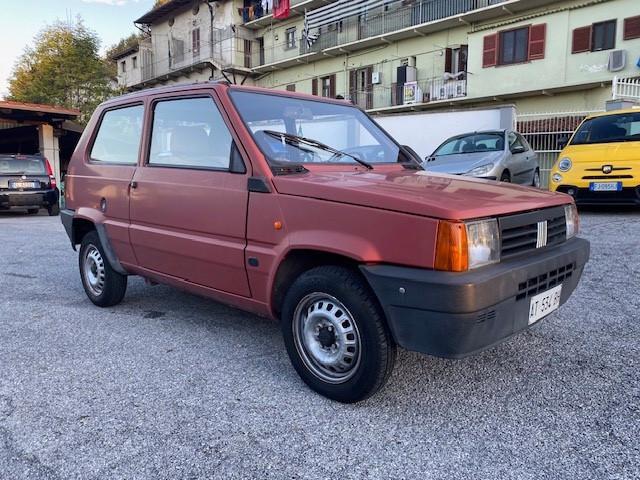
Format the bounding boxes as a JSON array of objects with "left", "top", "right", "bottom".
[{"left": 434, "top": 221, "right": 469, "bottom": 272}]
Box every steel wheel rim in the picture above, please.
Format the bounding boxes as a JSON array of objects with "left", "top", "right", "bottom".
[
  {"left": 292, "top": 293, "right": 361, "bottom": 384},
  {"left": 534, "top": 171, "right": 541, "bottom": 188},
  {"left": 83, "top": 245, "right": 106, "bottom": 297}
]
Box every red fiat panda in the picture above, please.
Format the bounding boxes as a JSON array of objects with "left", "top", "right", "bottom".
[{"left": 61, "top": 82, "right": 589, "bottom": 402}]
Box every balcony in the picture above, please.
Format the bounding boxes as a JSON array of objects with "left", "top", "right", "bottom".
[
  {"left": 346, "top": 75, "right": 468, "bottom": 112},
  {"left": 130, "top": 27, "right": 259, "bottom": 89},
  {"left": 252, "top": 0, "right": 511, "bottom": 72},
  {"left": 242, "top": 0, "right": 329, "bottom": 29}
]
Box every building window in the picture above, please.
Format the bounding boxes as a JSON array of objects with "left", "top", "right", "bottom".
[
  {"left": 312, "top": 75, "right": 336, "bottom": 98},
  {"left": 483, "top": 24, "right": 546, "bottom": 68},
  {"left": 286, "top": 84, "right": 296, "bottom": 92},
  {"left": 499, "top": 27, "right": 530, "bottom": 65},
  {"left": 192, "top": 28, "right": 201, "bottom": 56},
  {"left": 592, "top": 20, "right": 616, "bottom": 51},
  {"left": 120, "top": 60, "right": 126, "bottom": 73},
  {"left": 285, "top": 27, "right": 296, "bottom": 50},
  {"left": 132, "top": 56, "right": 138, "bottom": 69},
  {"left": 624, "top": 15, "right": 640, "bottom": 40},
  {"left": 321, "top": 76, "right": 333, "bottom": 98},
  {"left": 445, "top": 46, "right": 468, "bottom": 75},
  {"left": 572, "top": 20, "right": 617, "bottom": 54}
]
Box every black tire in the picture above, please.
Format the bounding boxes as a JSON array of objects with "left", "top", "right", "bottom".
[
  {"left": 281, "top": 265, "right": 396, "bottom": 403},
  {"left": 48, "top": 204, "right": 60, "bottom": 216},
  {"left": 27, "top": 208, "right": 39, "bottom": 215},
  {"left": 79, "top": 231, "right": 127, "bottom": 307},
  {"left": 531, "top": 169, "right": 541, "bottom": 188},
  {"left": 500, "top": 171, "right": 511, "bottom": 182}
]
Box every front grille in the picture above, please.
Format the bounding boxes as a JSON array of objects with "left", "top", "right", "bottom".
[
  {"left": 499, "top": 206, "right": 567, "bottom": 259},
  {"left": 582, "top": 175, "right": 633, "bottom": 180},
  {"left": 516, "top": 263, "right": 575, "bottom": 301}
]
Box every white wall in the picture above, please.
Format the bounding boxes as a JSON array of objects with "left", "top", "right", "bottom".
[{"left": 373, "top": 106, "right": 516, "bottom": 159}]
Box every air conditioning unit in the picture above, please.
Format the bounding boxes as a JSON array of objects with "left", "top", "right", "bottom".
[{"left": 608, "top": 50, "right": 627, "bottom": 72}]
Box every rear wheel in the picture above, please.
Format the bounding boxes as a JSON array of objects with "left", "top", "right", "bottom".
[
  {"left": 48, "top": 204, "right": 60, "bottom": 216},
  {"left": 27, "top": 208, "right": 39, "bottom": 215},
  {"left": 79, "top": 231, "right": 127, "bottom": 307},
  {"left": 531, "top": 169, "right": 541, "bottom": 188},
  {"left": 500, "top": 171, "right": 511, "bottom": 183},
  {"left": 281, "top": 266, "right": 396, "bottom": 403}
]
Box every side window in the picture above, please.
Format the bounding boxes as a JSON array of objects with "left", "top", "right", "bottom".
[
  {"left": 90, "top": 105, "right": 144, "bottom": 164},
  {"left": 509, "top": 132, "right": 525, "bottom": 152},
  {"left": 517, "top": 134, "right": 530, "bottom": 151},
  {"left": 148, "top": 97, "right": 233, "bottom": 170}
]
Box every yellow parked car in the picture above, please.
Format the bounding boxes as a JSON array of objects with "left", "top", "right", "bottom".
[{"left": 550, "top": 109, "right": 640, "bottom": 205}]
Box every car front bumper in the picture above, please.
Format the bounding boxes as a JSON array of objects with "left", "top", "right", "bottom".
[
  {"left": 555, "top": 185, "right": 640, "bottom": 205},
  {"left": 0, "top": 189, "right": 58, "bottom": 210},
  {"left": 360, "top": 237, "right": 590, "bottom": 359}
]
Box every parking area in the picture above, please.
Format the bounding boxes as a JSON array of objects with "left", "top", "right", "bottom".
[{"left": 0, "top": 210, "right": 638, "bottom": 479}]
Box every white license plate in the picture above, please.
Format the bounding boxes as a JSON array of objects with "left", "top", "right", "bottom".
[
  {"left": 10, "top": 181, "right": 38, "bottom": 189},
  {"left": 590, "top": 182, "right": 621, "bottom": 192},
  {"left": 528, "top": 285, "right": 562, "bottom": 325}
]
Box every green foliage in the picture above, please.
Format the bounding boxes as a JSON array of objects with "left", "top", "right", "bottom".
[
  {"left": 154, "top": 0, "right": 171, "bottom": 8},
  {"left": 7, "top": 18, "right": 113, "bottom": 123}
]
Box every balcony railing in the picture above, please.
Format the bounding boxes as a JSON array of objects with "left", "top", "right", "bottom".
[
  {"left": 346, "top": 75, "right": 468, "bottom": 111},
  {"left": 299, "top": 0, "right": 507, "bottom": 56}
]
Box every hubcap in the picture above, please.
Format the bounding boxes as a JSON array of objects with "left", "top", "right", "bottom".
[
  {"left": 83, "top": 245, "right": 106, "bottom": 297},
  {"left": 293, "top": 293, "right": 361, "bottom": 384}
]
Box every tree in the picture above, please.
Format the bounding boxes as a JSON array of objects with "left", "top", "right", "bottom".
[{"left": 7, "top": 18, "right": 113, "bottom": 123}]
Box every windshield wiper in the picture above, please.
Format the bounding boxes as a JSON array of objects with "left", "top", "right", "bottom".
[{"left": 262, "top": 130, "right": 373, "bottom": 170}]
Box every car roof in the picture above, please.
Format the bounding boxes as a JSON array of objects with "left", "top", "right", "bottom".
[
  {"left": 100, "top": 81, "right": 353, "bottom": 109},
  {"left": 585, "top": 108, "right": 640, "bottom": 119}
]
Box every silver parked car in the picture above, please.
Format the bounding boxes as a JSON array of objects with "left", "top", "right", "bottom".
[{"left": 423, "top": 130, "right": 541, "bottom": 187}]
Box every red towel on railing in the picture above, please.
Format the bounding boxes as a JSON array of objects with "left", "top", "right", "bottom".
[{"left": 273, "top": 0, "right": 290, "bottom": 19}]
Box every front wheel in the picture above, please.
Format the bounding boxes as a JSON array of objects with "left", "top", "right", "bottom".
[
  {"left": 79, "top": 231, "right": 127, "bottom": 307},
  {"left": 48, "top": 204, "right": 60, "bottom": 216},
  {"left": 281, "top": 266, "right": 396, "bottom": 403}
]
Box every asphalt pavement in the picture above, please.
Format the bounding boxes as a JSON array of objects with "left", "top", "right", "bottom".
[{"left": 0, "top": 208, "right": 638, "bottom": 479}]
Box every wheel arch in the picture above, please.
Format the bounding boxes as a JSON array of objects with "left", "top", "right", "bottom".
[{"left": 270, "top": 249, "right": 365, "bottom": 320}]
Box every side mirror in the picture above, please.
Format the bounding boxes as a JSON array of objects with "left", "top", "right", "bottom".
[
  {"left": 511, "top": 145, "right": 526, "bottom": 155},
  {"left": 401, "top": 145, "right": 423, "bottom": 165}
]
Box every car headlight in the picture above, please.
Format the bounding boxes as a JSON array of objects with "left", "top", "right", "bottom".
[
  {"left": 465, "top": 219, "right": 500, "bottom": 269},
  {"left": 435, "top": 219, "right": 500, "bottom": 272},
  {"left": 558, "top": 157, "right": 572, "bottom": 172},
  {"left": 552, "top": 173, "right": 563, "bottom": 183},
  {"left": 565, "top": 203, "right": 579, "bottom": 239},
  {"left": 467, "top": 163, "right": 494, "bottom": 177}
]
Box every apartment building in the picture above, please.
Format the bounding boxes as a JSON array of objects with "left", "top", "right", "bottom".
[{"left": 115, "top": 0, "right": 640, "bottom": 114}]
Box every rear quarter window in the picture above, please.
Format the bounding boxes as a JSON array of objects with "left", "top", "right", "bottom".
[{"left": 90, "top": 105, "right": 144, "bottom": 164}]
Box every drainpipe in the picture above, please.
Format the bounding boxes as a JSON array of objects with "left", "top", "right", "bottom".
[{"left": 207, "top": 1, "right": 216, "bottom": 80}]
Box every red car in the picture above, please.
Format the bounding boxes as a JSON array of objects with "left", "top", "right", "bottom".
[{"left": 61, "top": 82, "right": 589, "bottom": 402}]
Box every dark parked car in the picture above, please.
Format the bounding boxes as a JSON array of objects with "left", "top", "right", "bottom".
[{"left": 0, "top": 154, "right": 59, "bottom": 215}]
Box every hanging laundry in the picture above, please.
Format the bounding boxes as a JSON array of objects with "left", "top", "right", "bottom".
[{"left": 273, "top": 0, "right": 290, "bottom": 19}]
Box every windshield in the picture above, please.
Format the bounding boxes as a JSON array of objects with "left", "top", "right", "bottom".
[
  {"left": 230, "top": 91, "right": 401, "bottom": 167},
  {"left": 571, "top": 112, "right": 640, "bottom": 145},
  {"left": 0, "top": 156, "right": 46, "bottom": 175},
  {"left": 434, "top": 133, "right": 505, "bottom": 156}
]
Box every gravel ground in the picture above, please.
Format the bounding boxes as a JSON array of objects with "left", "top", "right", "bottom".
[{"left": 0, "top": 208, "right": 638, "bottom": 480}]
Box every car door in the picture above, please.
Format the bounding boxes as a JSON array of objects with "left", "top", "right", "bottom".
[
  {"left": 507, "top": 132, "right": 530, "bottom": 184},
  {"left": 77, "top": 103, "right": 144, "bottom": 267},
  {"left": 128, "top": 93, "right": 252, "bottom": 297}
]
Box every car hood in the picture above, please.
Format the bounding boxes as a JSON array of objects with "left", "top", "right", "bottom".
[
  {"left": 423, "top": 151, "right": 504, "bottom": 175},
  {"left": 272, "top": 167, "right": 570, "bottom": 220},
  {"left": 563, "top": 142, "right": 640, "bottom": 162}
]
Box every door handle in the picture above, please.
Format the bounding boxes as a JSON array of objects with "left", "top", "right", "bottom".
[{"left": 130, "top": 180, "right": 138, "bottom": 189}]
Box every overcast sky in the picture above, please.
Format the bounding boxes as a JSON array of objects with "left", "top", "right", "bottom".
[{"left": 0, "top": 0, "right": 155, "bottom": 98}]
